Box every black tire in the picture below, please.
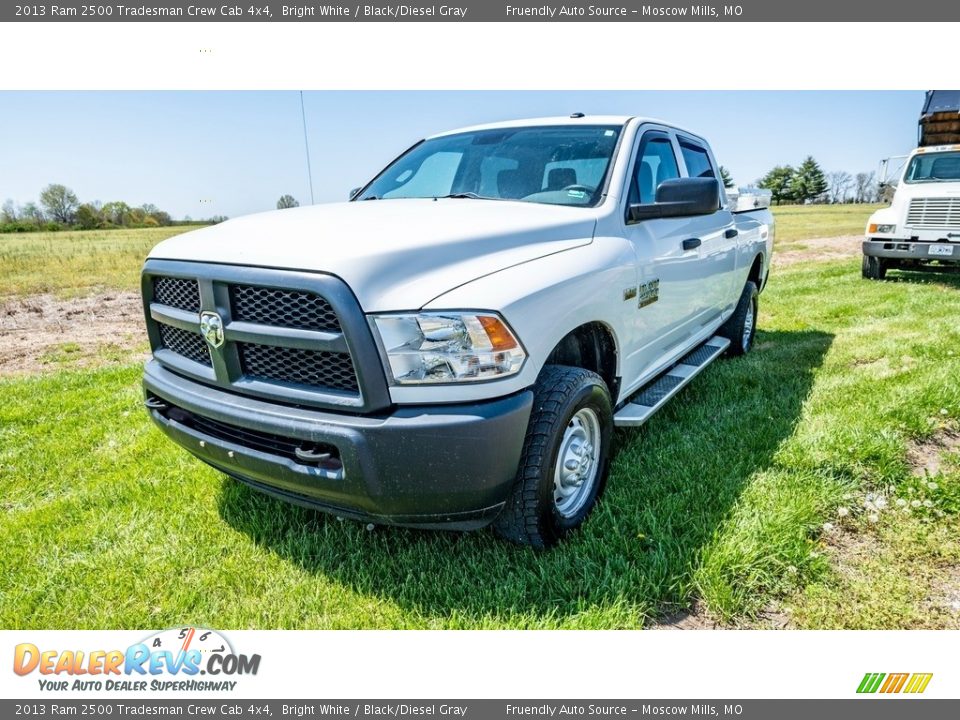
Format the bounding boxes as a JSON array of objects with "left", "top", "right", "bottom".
[
  {"left": 718, "top": 280, "right": 758, "bottom": 357},
  {"left": 861, "top": 254, "right": 887, "bottom": 280},
  {"left": 494, "top": 365, "right": 613, "bottom": 548}
]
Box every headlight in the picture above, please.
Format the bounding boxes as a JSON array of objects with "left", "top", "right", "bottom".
[
  {"left": 868, "top": 223, "right": 896, "bottom": 234},
  {"left": 371, "top": 312, "right": 526, "bottom": 384}
]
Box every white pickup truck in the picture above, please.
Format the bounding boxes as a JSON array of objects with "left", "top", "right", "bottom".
[{"left": 141, "top": 115, "right": 774, "bottom": 547}]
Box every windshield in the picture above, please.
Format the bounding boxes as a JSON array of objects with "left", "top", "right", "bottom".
[
  {"left": 903, "top": 151, "right": 960, "bottom": 184},
  {"left": 356, "top": 125, "right": 622, "bottom": 207}
]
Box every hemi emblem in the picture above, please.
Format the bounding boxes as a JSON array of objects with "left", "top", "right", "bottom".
[{"left": 199, "top": 311, "right": 225, "bottom": 348}]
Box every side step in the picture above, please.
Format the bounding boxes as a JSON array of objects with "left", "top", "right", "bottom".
[{"left": 613, "top": 336, "right": 730, "bottom": 427}]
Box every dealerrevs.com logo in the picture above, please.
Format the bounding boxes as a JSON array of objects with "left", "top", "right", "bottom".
[{"left": 13, "top": 627, "right": 261, "bottom": 692}]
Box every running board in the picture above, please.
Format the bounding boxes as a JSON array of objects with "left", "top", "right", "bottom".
[{"left": 613, "top": 336, "right": 730, "bottom": 427}]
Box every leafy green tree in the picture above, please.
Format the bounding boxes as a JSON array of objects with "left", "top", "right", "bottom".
[
  {"left": 277, "top": 194, "right": 300, "bottom": 209},
  {"left": 758, "top": 165, "right": 795, "bottom": 204},
  {"left": 39, "top": 183, "right": 79, "bottom": 224},
  {"left": 102, "top": 201, "right": 131, "bottom": 226},
  {"left": 75, "top": 203, "right": 102, "bottom": 230},
  {"left": 2, "top": 199, "right": 19, "bottom": 223},
  {"left": 789, "top": 156, "right": 828, "bottom": 204},
  {"left": 21, "top": 202, "right": 44, "bottom": 226},
  {"left": 151, "top": 210, "right": 172, "bottom": 226},
  {"left": 718, "top": 166, "right": 735, "bottom": 189}
]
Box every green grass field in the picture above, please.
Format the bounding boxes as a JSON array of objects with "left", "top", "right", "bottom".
[
  {"left": 772, "top": 203, "right": 883, "bottom": 243},
  {"left": 0, "top": 227, "right": 188, "bottom": 297},
  {"left": 1, "top": 206, "right": 958, "bottom": 629}
]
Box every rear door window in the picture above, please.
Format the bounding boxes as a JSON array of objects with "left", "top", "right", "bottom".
[{"left": 679, "top": 139, "right": 715, "bottom": 179}]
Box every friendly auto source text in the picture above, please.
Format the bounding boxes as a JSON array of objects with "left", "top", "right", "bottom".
[{"left": 505, "top": 5, "right": 744, "bottom": 17}]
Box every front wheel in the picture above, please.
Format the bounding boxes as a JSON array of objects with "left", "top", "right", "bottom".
[
  {"left": 718, "top": 280, "right": 758, "bottom": 357},
  {"left": 494, "top": 366, "right": 613, "bottom": 548},
  {"left": 862, "top": 254, "right": 887, "bottom": 280}
]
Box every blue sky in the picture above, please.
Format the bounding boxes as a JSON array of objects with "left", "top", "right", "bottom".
[{"left": 0, "top": 91, "right": 921, "bottom": 220}]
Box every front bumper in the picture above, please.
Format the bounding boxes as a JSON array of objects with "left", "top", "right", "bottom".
[
  {"left": 863, "top": 238, "right": 960, "bottom": 262},
  {"left": 144, "top": 360, "right": 533, "bottom": 529}
]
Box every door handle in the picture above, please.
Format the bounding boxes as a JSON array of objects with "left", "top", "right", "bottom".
[
  {"left": 682, "top": 237, "right": 702, "bottom": 251},
  {"left": 725, "top": 228, "right": 739, "bottom": 239}
]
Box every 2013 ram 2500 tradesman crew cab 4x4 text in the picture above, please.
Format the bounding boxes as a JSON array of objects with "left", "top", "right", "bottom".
[{"left": 141, "top": 115, "right": 774, "bottom": 547}]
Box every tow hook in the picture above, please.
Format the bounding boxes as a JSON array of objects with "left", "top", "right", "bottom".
[
  {"left": 295, "top": 445, "right": 332, "bottom": 463},
  {"left": 144, "top": 396, "right": 168, "bottom": 410}
]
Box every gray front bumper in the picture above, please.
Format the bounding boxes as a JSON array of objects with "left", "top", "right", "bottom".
[
  {"left": 863, "top": 239, "right": 960, "bottom": 262},
  {"left": 144, "top": 360, "right": 533, "bottom": 529}
]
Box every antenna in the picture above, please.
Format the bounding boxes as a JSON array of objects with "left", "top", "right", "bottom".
[{"left": 300, "top": 90, "right": 316, "bottom": 205}]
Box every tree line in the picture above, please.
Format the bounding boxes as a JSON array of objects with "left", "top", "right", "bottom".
[
  {"left": 1, "top": 184, "right": 223, "bottom": 233},
  {"left": 755, "top": 157, "right": 879, "bottom": 205}
]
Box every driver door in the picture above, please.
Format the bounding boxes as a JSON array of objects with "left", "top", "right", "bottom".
[{"left": 619, "top": 128, "right": 703, "bottom": 389}]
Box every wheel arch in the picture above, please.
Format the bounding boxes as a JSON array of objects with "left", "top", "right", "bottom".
[
  {"left": 747, "top": 252, "right": 766, "bottom": 291},
  {"left": 541, "top": 321, "right": 620, "bottom": 399}
]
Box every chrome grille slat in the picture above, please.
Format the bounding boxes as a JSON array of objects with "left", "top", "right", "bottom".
[{"left": 906, "top": 197, "right": 960, "bottom": 230}]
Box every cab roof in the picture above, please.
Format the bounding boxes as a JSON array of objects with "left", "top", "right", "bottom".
[{"left": 427, "top": 115, "right": 707, "bottom": 142}]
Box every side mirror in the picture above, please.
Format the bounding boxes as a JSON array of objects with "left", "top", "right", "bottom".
[
  {"left": 628, "top": 177, "right": 721, "bottom": 223},
  {"left": 349, "top": 187, "right": 362, "bottom": 200}
]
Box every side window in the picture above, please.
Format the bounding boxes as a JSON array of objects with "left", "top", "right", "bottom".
[
  {"left": 629, "top": 132, "right": 681, "bottom": 206},
  {"left": 679, "top": 139, "right": 715, "bottom": 179}
]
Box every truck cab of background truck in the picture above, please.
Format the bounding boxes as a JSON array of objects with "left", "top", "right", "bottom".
[
  {"left": 141, "top": 114, "right": 774, "bottom": 547},
  {"left": 862, "top": 145, "right": 960, "bottom": 279}
]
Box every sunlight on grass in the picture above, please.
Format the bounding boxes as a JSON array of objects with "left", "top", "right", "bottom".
[
  {"left": 771, "top": 203, "right": 883, "bottom": 244},
  {"left": 1, "top": 257, "right": 958, "bottom": 628},
  {"left": 0, "top": 227, "right": 191, "bottom": 297}
]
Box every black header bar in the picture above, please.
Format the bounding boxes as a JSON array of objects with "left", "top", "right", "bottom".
[{"left": 5, "top": 0, "right": 959, "bottom": 22}]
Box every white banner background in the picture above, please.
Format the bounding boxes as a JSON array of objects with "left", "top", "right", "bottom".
[{"left": 1, "top": 630, "right": 955, "bottom": 699}]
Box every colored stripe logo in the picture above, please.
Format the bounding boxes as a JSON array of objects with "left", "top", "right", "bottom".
[{"left": 857, "top": 672, "right": 933, "bottom": 694}]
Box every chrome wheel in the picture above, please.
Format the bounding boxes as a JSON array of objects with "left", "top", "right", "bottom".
[
  {"left": 553, "top": 408, "right": 601, "bottom": 518},
  {"left": 742, "top": 296, "right": 756, "bottom": 351}
]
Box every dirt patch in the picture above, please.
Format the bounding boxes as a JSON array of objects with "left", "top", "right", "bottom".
[
  {"left": 0, "top": 292, "right": 148, "bottom": 376},
  {"left": 908, "top": 429, "right": 960, "bottom": 477},
  {"left": 651, "top": 600, "right": 791, "bottom": 630},
  {"left": 773, "top": 235, "right": 861, "bottom": 267},
  {"left": 653, "top": 602, "right": 724, "bottom": 630},
  {"left": 931, "top": 566, "right": 960, "bottom": 618}
]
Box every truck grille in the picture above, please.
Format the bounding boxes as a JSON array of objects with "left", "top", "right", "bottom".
[
  {"left": 238, "top": 342, "right": 358, "bottom": 392},
  {"left": 158, "top": 324, "right": 211, "bottom": 366},
  {"left": 142, "top": 262, "right": 390, "bottom": 412},
  {"left": 231, "top": 285, "right": 341, "bottom": 332},
  {"left": 906, "top": 197, "right": 960, "bottom": 230},
  {"left": 153, "top": 277, "right": 201, "bottom": 313}
]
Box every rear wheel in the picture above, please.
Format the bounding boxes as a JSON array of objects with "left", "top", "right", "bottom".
[
  {"left": 494, "top": 366, "right": 613, "bottom": 548},
  {"left": 862, "top": 254, "right": 887, "bottom": 280},
  {"left": 718, "top": 281, "right": 758, "bottom": 357}
]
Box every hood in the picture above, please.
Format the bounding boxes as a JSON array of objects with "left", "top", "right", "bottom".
[
  {"left": 895, "top": 180, "right": 960, "bottom": 202},
  {"left": 149, "top": 200, "right": 598, "bottom": 310}
]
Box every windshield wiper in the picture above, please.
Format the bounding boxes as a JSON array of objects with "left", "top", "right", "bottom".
[{"left": 433, "top": 192, "right": 487, "bottom": 200}]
